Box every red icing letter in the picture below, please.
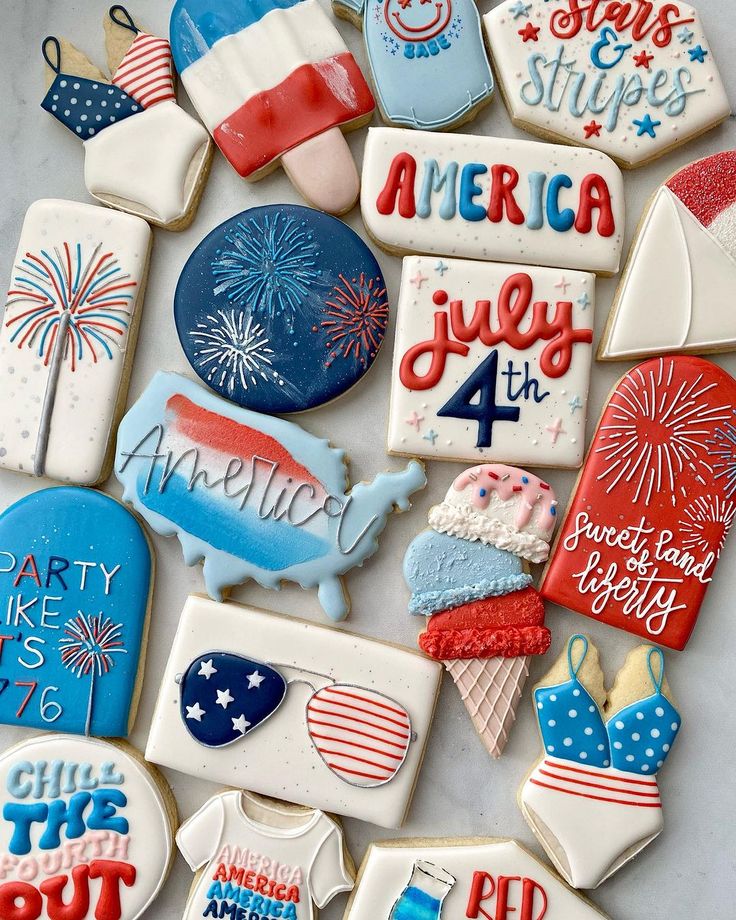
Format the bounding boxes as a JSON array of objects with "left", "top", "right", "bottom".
[
  {"left": 88, "top": 860, "right": 136, "bottom": 920},
  {"left": 574, "top": 174, "right": 614, "bottom": 237},
  {"left": 488, "top": 165, "right": 524, "bottom": 225},
  {"left": 521, "top": 878, "right": 547, "bottom": 920},
  {"left": 495, "top": 876, "right": 521, "bottom": 919},
  {"left": 399, "top": 313, "right": 468, "bottom": 389},
  {"left": 0, "top": 882, "right": 42, "bottom": 920},
  {"left": 466, "top": 871, "right": 495, "bottom": 920},
  {"left": 13, "top": 555, "right": 41, "bottom": 588},
  {"left": 40, "top": 866, "right": 91, "bottom": 920},
  {"left": 376, "top": 153, "right": 417, "bottom": 217}
]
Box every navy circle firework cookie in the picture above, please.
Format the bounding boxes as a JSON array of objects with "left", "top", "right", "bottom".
[{"left": 174, "top": 204, "right": 389, "bottom": 413}]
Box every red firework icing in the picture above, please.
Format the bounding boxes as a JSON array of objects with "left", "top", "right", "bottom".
[
  {"left": 541, "top": 356, "right": 736, "bottom": 650},
  {"left": 321, "top": 273, "right": 389, "bottom": 368}
]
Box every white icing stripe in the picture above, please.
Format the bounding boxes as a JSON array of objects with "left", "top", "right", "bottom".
[{"left": 181, "top": 0, "right": 348, "bottom": 129}]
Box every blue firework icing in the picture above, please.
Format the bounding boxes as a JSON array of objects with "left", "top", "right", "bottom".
[
  {"left": 175, "top": 205, "right": 389, "bottom": 413},
  {"left": 709, "top": 419, "right": 736, "bottom": 498}
]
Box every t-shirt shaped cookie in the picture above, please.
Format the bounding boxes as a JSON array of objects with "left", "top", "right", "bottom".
[{"left": 170, "top": 0, "right": 376, "bottom": 215}]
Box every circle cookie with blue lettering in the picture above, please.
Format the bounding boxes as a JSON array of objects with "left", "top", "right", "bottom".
[{"left": 174, "top": 205, "right": 388, "bottom": 413}]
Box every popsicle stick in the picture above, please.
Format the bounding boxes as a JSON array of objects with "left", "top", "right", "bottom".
[{"left": 281, "top": 127, "right": 360, "bottom": 216}]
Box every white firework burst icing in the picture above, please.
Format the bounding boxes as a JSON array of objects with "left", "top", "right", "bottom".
[
  {"left": 175, "top": 205, "right": 389, "bottom": 413},
  {"left": 542, "top": 356, "right": 736, "bottom": 649}
]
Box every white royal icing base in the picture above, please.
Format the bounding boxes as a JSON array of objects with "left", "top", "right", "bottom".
[
  {"left": 84, "top": 101, "right": 211, "bottom": 226},
  {"left": 0, "top": 199, "right": 150, "bottom": 484},
  {"left": 388, "top": 256, "right": 594, "bottom": 468},
  {"left": 428, "top": 503, "right": 550, "bottom": 564},
  {"left": 346, "top": 839, "right": 609, "bottom": 920},
  {"left": 146, "top": 596, "right": 442, "bottom": 828}
]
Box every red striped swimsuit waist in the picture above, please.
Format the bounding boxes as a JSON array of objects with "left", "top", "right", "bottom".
[{"left": 528, "top": 757, "right": 662, "bottom": 808}]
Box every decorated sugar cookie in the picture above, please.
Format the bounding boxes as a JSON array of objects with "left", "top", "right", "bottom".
[
  {"left": 541, "top": 355, "right": 736, "bottom": 650},
  {"left": 483, "top": 0, "right": 730, "bottom": 168},
  {"left": 0, "top": 487, "right": 152, "bottom": 737},
  {"left": 145, "top": 596, "right": 442, "bottom": 828},
  {"left": 170, "top": 0, "right": 375, "bottom": 215},
  {"left": 361, "top": 128, "right": 625, "bottom": 274},
  {"left": 0, "top": 733, "right": 175, "bottom": 919},
  {"left": 333, "top": 0, "right": 493, "bottom": 130},
  {"left": 404, "top": 464, "right": 558, "bottom": 757},
  {"left": 388, "top": 257, "right": 594, "bottom": 467},
  {"left": 600, "top": 151, "right": 736, "bottom": 360},
  {"left": 520, "top": 636, "right": 681, "bottom": 889},
  {"left": 345, "top": 838, "right": 609, "bottom": 920},
  {"left": 115, "top": 372, "right": 426, "bottom": 620},
  {"left": 177, "top": 791, "right": 354, "bottom": 920},
  {"left": 0, "top": 199, "right": 151, "bottom": 485},
  {"left": 41, "top": 6, "right": 212, "bottom": 230},
  {"left": 175, "top": 205, "right": 388, "bottom": 413}
]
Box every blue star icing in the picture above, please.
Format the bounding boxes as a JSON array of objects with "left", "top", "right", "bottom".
[
  {"left": 576, "top": 292, "right": 590, "bottom": 310},
  {"left": 677, "top": 27, "right": 694, "bottom": 44},
  {"left": 688, "top": 44, "right": 708, "bottom": 63},
  {"left": 509, "top": 0, "right": 532, "bottom": 18},
  {"left": 633, "top": 114, "right": 661, "bottom": 138},
  {"left": 569, "top": 395, "right": 583, "bottom": 413}
]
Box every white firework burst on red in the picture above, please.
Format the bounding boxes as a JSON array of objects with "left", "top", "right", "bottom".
[
  {"left": 595, "top": 359, "right": 731, "bottom": 506},
  {"left": 59, "top": 613, "right": 127, "bottom": 677},
  {"left": 679, "top": 495, "right": 736, "bottom": 557},
  {"left": 319, "top": 273, "right": 388, "bottom": 368},
  {"left": 708, "top": 420, "right": 736, "bottom": 498}
]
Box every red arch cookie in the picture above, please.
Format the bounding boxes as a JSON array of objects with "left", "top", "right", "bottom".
[{"left": 541, "top": 356, "right": 736, "bottom": 649}]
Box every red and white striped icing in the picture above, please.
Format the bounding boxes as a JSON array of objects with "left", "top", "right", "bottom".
[{"left": 113, "top": 31, "right": 176, "bottom": 108}]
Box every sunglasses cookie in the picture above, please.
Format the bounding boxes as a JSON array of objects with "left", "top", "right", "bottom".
[
  {"left": 333, "top": 0, "right": 493, "bottom": 131},
  {"left": 41, "top": 6, "right": 212, "bottom": 231},
  {"left": 0, "top": 733, "right": 176, "bottom": 920},
  {"left": 0, "top": 487, "right": 152, "bottom": 738},
  {"left": 0, "top": 199, "right": 150, "bottom": 485},
  {"left": 520, "top": 635, "right": 681, "bottom": 889},
  {"left": 174, "top": 205, "right": 388, "bottom": 414},
  {"left": 599, "top": 151, "right": 736, "bottom": 360},
  {"left": 145, "top": 596, "right": 442, "bottom": 827},
  {"left": 388, "top": 257, "right": 595, "bottom": 467},
  {"left": 404, "top": 464, "right": 558, "bottom": 758},
  {"left": 177, "top": 791, "right": 354, "bottom": 920},
  {"left": 170, "top": 0, "right": 375, "bottom": 216},
  {"left": 541, "top": 355, "right": 736, "bottom": 649},
  {"left": 483, "top": 0, "right": 730, "bottom": 168}
]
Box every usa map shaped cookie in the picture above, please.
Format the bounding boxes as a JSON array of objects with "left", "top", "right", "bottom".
[
  {"left": 483, "top": 0, "right": 730, "bottom": 168},
  {"left": 599, "top": 151, "right": 736, "bottom": 360},
  {"left": 541, "top": 356, "right": 736, "bottom": 649},
  {"left": 388, "top": 256, "right": 595, "bottom": 467},
  {"left": 115, "top": 372, "right": 426, "bottom": 620},
  {"left": 361, "top": 128, "right": 625, "bottom": 274},
  {"left": 0, "top": 199, "right": 151, "bottom": 485},
  {"left": 145, "top": 597, "right": 442, "bottom": 828}
]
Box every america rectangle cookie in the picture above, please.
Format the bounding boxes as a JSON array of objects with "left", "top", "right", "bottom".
[
  {"left": 0, "top": 199, "right": 151, "bottom": 485},
  {"left": 145, "top": 596, "right": 443, "bottom": 828},
  {"left": 361, "top": 128, "right": 625, "bottom": 274},
  {"left": 483, "top": 0, "right": 730, "bottom": 168},
  {"left": 388, "top": 257, "right": 594, "bottom": 467}
]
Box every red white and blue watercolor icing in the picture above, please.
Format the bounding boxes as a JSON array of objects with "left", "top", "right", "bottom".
[
  {"left": 175, "top": 205, "right": 388, "bottom": 413},
  {"left": 0, "top": 733, "right": 172, "bottom": 919},
  {"left": 40, "top": 7, "right": 211, "bottom": 228},
  {"left": 333, "top": 0, "right": 493, "bottom": 130},
  {"left": 169, "top": 0, "right": 375, "bottom": 179},
  {"left": 114, "top": 372, "right": 426, "bottom": 620},
  {"left": 520, "top": 635, "right": 680, "bottom": 889},
  {"left": 483, "top": 0, "right": 730, "bottom": 168},
  {"left": 0, "top": 487, "right": 151, "bottom": 738}
]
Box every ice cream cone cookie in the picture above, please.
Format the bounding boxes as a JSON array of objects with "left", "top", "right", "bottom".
[
  {"left": 404, "top": 463, "right": 558, "bottom": 757},
  {"left": 520, "top": 635, "right": 681, "bottom": 889}
]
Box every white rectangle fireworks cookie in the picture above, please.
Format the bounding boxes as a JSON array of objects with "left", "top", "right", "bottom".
[
  {"left": 145, "top": 596, "right": 443, "bottom": 828},
  {"left": 388, "top": 257, "right": 594, "bottom": 468},
  {"left": 0, "top": 199, "right": 151, "bottom": 484}
]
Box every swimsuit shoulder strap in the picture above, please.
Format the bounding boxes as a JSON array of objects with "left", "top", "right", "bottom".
[
  {"left": 42, "top": 36, "right": 62, "bottom": 74},
  {"left": 567, "top": 633, "right": 589, "bottom": 679},
  {"left": 646, "top": 646, "right": 665, "bottom": 693},
  {"left": 109, "top": 5, "right": 139, "bottom": 34}
]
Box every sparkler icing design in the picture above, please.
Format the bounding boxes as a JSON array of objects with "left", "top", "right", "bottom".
[
  {"left": 595, "top": 358, "right": 732, "bottom": 507},
  {"left": 5, "top": 242, "right": 135, "bottom": 370},
  {"left": 211, "top": 213, "right": 322, "bottom": 334},
  {"left": 190, "top": 308, "right": 290, "bottom": 396},
  {"left": 59, "top": 612, "right": 127, "bottom": 735},
  {"left": 319, "top": 273, "right": 389, "bottom": 369},
  {"left": 679, "top": 495, "right": 736, "bottom": 558},
  {"left": 708, "top": 420, "right": 736, "bottom": 498}
]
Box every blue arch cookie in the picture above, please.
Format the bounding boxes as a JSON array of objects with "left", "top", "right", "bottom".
[
  {"left": 0, "top": 486, "right": 152, "bottom": 736},
  {"left": 175, "top": 204, "right": 389, "bottom": 413}
]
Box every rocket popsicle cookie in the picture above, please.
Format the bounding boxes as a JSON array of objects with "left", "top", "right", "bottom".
[{"left": 170, "top": 0, "right": 376, "bottom": 215}]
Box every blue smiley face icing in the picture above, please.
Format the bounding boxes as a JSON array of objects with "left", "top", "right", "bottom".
[
  {"left": 0, "top": 487, "right": 152, "bottom": 737},
  {"left": 174, "top": 205, "right": 389, "bottom": 414},
  {"left": 334, "top": 0, "right": 493, "bottom": 130}
]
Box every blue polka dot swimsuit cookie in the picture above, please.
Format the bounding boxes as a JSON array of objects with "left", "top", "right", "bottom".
[{"left": 175, "top": 205, "right": 389, "bottom": 413}]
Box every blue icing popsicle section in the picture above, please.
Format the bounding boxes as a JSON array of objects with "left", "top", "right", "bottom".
[
  {"left": 0, "top": 487, "right": 151, "bottom": 736},
  {"left": 403, "top": 529, "right": 531, "bottom": 615}
]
